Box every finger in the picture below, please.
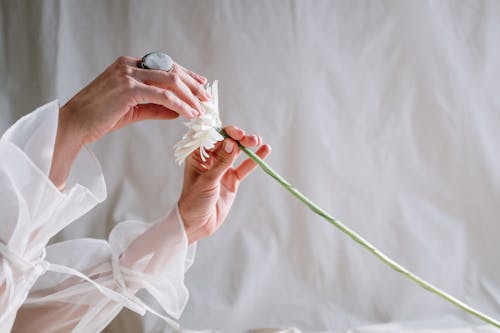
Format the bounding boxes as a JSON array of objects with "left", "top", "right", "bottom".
[
  {"left": 183, "top": 140, "right": 223, "bottom": 184},
  {"left": 235, "top": 144, "right": 272, "bottom": 181},
  {"left": 132, "top": 104, "right": 179, "bottom": 120},
  {"left": 176, "top": 67, "right": 210, "bottom": 101},
  {"left": 185, "top": 144, "right": 216, "bottom": 174},
  {"left": 224, "top": 125, "right": 245, "bottom": 141},
  {"left": 239, "top": 135, "right": 260, "bottom": 148},
  {"left": 111, "top": 104, "right": 178, "bottom": 132},
  {"left": 114, "top": 55, "right": 140, "bottom": 67},
  {"left": 185, "top": 157, "right": 211, "bottom": 180},
  {"left": 202, "top": 138, "right": 239, "bottom": 184},
  {"left": 134, "top": 82, "right": 198, "bottom": 119},
  {"left": 168, "top": 75, "right": 205, "bottom": 114},
  {"left": 223, "top": 126, "right": 261, "bottom": 147},
  {"left": 177, "top": 63, "right": 207, "bottom": 85},
  {"left": 133, "top": 68, "right": 204, "bottom": 114}
]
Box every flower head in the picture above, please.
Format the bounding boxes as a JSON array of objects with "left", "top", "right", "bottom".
[{"left": 173, "top": 80, "right": 224, "bottom": 165}]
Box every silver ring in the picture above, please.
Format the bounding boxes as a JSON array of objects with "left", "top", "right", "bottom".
[{"left": 139, "top": 52, "right": 174, "bottom": 72}]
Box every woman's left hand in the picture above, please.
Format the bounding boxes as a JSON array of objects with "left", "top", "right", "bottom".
[{"left": 178, "top": 126, "right": 271, "bottom": 244}]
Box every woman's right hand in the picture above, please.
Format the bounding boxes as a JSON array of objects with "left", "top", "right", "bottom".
[{"left": 50, "top": 55, "right": 209, "bottom": 189}]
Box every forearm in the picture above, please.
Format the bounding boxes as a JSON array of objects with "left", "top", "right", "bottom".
[
  {"left": 49, "top": 106, "right": 85, "bottom": 190},
  {"left": 120, "top": 206, "right": 189, "bottom": 273}
]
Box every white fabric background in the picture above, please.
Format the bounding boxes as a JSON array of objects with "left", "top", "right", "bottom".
[{"left": 2, "top": 1, "right": 500, "bottom": 332}]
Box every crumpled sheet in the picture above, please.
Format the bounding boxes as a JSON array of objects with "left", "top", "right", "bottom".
[{"left": 2, "top": 1, "right": 500, "bottom": 332}]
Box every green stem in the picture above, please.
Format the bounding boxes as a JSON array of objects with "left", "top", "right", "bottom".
[{"left": 218, "top": 129, "right": 500, "bottom": 329}]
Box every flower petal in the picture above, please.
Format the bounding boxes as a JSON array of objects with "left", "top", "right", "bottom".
[{"left": 173, "top": 80, "right": 223, "bottom": 165}]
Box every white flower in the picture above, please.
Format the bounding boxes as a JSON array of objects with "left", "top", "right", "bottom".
[{"left": 173, "top": 80, "right": 224, "bottom": 165}]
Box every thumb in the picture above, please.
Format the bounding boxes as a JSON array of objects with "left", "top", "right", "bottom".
[
  {"left": 133, "top": 104, "right": 179, "bottom": 121},
  {"left": 202, "top": 139, "right": 239, "bottom": 184},
  {"left": 112, "top": 104, "right": 179, "bottom": 132}
]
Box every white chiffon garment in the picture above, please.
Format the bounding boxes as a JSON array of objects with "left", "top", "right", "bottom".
[{"left": 0, "top": 101, "right": 195, "bottom": 332}]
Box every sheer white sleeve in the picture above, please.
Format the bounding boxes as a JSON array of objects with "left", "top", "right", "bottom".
[
  {"left": 13, "top": 207, "right": 196, "bottom": 333},
  {"left": 0, "top": 101, "right": 106, "bottom": 332},
  {"left": 2, "top": 101, "right": 196, "bottom": 333}
]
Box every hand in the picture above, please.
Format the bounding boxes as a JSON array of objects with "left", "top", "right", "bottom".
[
  {"left": 178, "top": 126, "right": 272, "bottom": 244},
  {"left": 50, "top": 55, "right": 209, "bottom": 189}
]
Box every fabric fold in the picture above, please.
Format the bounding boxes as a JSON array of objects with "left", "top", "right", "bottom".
[
  {"left": 18, "top": 206, "right": 196, "bottom": 333},
  {"left": 2, "top": 101, "right": 195, "bottom": 333}
]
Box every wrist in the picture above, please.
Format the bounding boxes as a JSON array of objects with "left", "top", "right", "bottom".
[
  {"left": 177, "top": 199, "right": 194, "bottom": 244},
  {"left": 58, "top": 102, "right": 88, "bottom": 146}
]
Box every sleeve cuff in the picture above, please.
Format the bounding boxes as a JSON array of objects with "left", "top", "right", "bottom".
[
  {"left": 26, "top": 206, "right": 197, "bottom": 329},
  {"left": 0, "top": 100, "right": 107, "bottom": 331},
  {"left": 0, "top": 100, "right": 107, "bottom": 254},
  {"left": 110, "top": 205, "right": 196, "bottom": 319},
  {"left": 175, "top": 204, "right": 197, "bottom": 272}
]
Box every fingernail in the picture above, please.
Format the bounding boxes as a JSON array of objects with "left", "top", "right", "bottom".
[
  {"left": 190, "top": 108, "right": 199, "bottom": 117},
  {"left": 224, "top": 140, "right": 234, "bottom": 153}
]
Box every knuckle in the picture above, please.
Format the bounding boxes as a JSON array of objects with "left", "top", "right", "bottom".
[
  {"left": 193, "top": 83, "right": 204, "bottom": 95},
  {"left": 115, "top": 55, "right": 130, "bottom": 66},
  {"left": 175, "top": 100, "right": 191, "bottom": 113},
  {"left": 163, "top": 90, "right": 174, "bottom": 102},
  {"left": 170, "top": 73, "right": 181, "bottom": 86},
  {"left": 124, "top": 76, "right": 136, "bottom": 90},
  {"left": 117, "top": 66, "right": 133, "bottom": 78},
  {"left": 112, "top": 60, "right": 134, "bottom": 78}
]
